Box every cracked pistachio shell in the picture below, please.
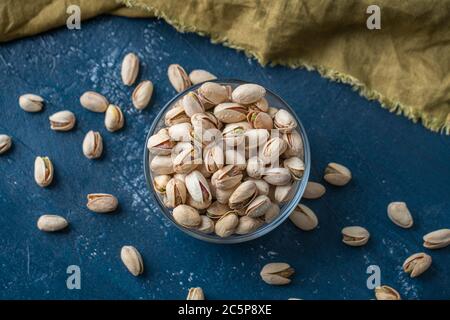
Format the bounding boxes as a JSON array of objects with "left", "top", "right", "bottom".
[
  {"left": 189, "top": 69, "right": 217, "bottom": 85},
  {"left": 274, "top": 109, "right": 297, "bottom": 133},
  {"left": 284, "top": 157, "right": 305, "bottom": 180},
  {"left": 246, "top": 156, "right": 266, "bottom": 179},
  {"left": 197, "top": 216, "right": 215, "bottom": 234},
  {"left": 19, "top": 93, "right": 44, "bottom": 112},
  {"left": 132, "top": 80, "right": 153, "bottom": 110},
  {"left": 246, "top": 178, "right": 270, "bottom": 196},
  {"left": 182, "top": 91, "right": 205, "bottom": 117},
  {"left": 49, "top": 110, "right": 76, "bottom": 131},
  {"left": 215, "top": 186, "right": 235, "bottom": 204},
  {"left": 206, "top": 201, "right": 231, "bottom": 219},
  {"left": 264, "top": 203, "right": 280, "bottom": 223},
  {"left": 245, "top": 195, "right": 271, "bottom": 218},
  {"left": 387, "top": 202, "right": 413, "bottom": 228},
  {"left": 172, "top": 146, "right": 201, "bottom": 174},
  {"left": 245, "top": 129, "right": 270, "bottom": 150},
  {"left": 165, "top": 106, "right": 190, "bottom": 126},
  {"left": 303, "top": 181, "right": 325, "bottom": 199},
  {"left": 164, "top": 178, "right": 187, "bottom": 208},
  {"left": 168, "top": 64, "right": 191, "bottom": 92},
  {"left": 191, "top": 112, "right": 222, "bottom": 131},
  {"left": 232, "top": 83, "right": 266, "bottom": 105},
  {"left": 80, "top": 91, "right": 108, "bottom": 113},
  {"left": 222, "top": 122, "right": 250, "bottom": 147},
  {"left": 173, "top": 205, "right": 201, "bottom": 228},
  {"left": 229, "top": 181, "right": 258, "bottom": 210},
  {"left": 121, "top": 53, "right": 139, "bottom": 86},
  {"left": 187, "top": 195, "right": 212, "bottom": 210},
  {"left": 261, "top": 137, "right": 287, "bottom": 164},
  {"left": 282, "top": 131, "right": 304, "bottom": 158},
  {"left": 198, "top": 82, "right": 229, "bottom": 105},
  {"left": 215, "top": 212, "right": 239, "bottom": 237},
  {"left": 247, "top": 110, "right": 273, "bottom": 130},
  {"left": 203, "top": 143, "right": 224, "bottom": 173},
  {"left": 153, "top": 174, "right": 171, "bottom": 194},
  {"left": 423, "top": 229, "right": 450, "bottom": 249},
  {"left": 235, "top": 216, "right": 263, "bottom": 235},
  {"left": 185, "top": 170, "right": 212, "bottom": 204},
  {"left": 0, "top": 134, "right": 12, "bottom": 154},
  {"left": 224, "top": 149, "right": 247, "bottom": 170},
  {"left": 251, "top": 97, "right": 269, "bottom": 112},
  {"left": 260, "top": 262, "right": 294, "bottom": 285},
  {"left": 375, "top": 286, "right": 401, "bottom": 300},
  {"left": 147, "top": 128, "right": 175, "bottom": 156},
  {"left": 82, "top": 130, "right": 103, "bottom": 159},
  {"left": 86, "top": 193, "right": 118, "bottom": 213},
  {"left": 262, "top": 167, "right": 291, "bottom": 186},
  {"left": 104, "top": 104, "right": 124, "bottom": 132},
  {"left": 324, "top": 162, "right": 352, "bottom": 186},
  {"left": 37, "top": 214, "right": 68, "bottom": 232},
  {"left": 34, "top": 156, "right": 53, "bottom": 187},
  {"left": 403, "top": 253, "right": 432, "bottom": 278},
  {"left": 187, "top": 287, "right": 205, "bottom": 300},
  {"left": 211, "top": 165, "right": 243, "bottom": 190},
  {"left": 150, "top": 155, "right": 175, "bottom": 175},
  {"left": 274, "top": 183, "right": 295, "bottom": 204},
  {"left": 120, "top": 245, "right": 144, "bottom": 276},
  {"left": 214, "top": 103, "right": 248, "bottom": 124},
  {"left": 342, "top": 226, "right": 370, "bottom": 246},
  {"left": 168, "top": 122, "right": 193, "bottom": 142},
  {"left": 290, "top": 204, "right": 318, "bottom": 231}
]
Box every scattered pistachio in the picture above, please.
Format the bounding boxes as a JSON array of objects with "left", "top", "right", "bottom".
[
  {"left": 82, "top": 130, "right": 103, "bottom": 159},
  {"left": 104, "top": 104, "right": 124, "bottom": 132},
  {"left": 120, "top": 245, "right": 144, "bottom": 276},
  {"left": 34, "top": 156, "right": 54, "bottom": 187},
  {"left": 189, "top": 70, "right": 217, "bottom": 85},
  {"left": 86, "top": 193, "right": 118, "bottom": 213},
  {"left": 19, "top": 94, "right": 44, "bottom": 112},
  {"left": 187, "top": 287, "right": 205, "bottom": 300},
  {"left": 387, "top": 202, "right": 413, "bottom": 228},
  {"left": 168, "top": 64, "right": 191, "bottom": 92},
  {"left": 341, "top": 226, "right": 370, "bottom": 246},
  {"left": 403, "top": 253, "right": 432, "bottom": 278},
  {"left": 423, "top": 229, "right": 450, "bottom": 249},
  {"left": 121, "top": 52, "right": 139, "bottom": 86},
  {"left": 49, "top": 110, "right": 76, "bottom": 131},
  {"left": 37, "top": 215, "right": 68, "bottom": 232},
  {"left": 302, "top": 182, "right": 325, "bottom": 199},
  {"left": 374, "top": 285, "right": 401, "bottom": 300},
  {"left": 80, "top": 91, "right": 108, "bottom": 112},
  {"left": 0, "top": 134, "right": 12, "bottom": 154},
  {"left": 289, "top": 204, "right": 318, "bottom": 231},
  {"left": 132, "top": 80, "right": 153, "bottom": 110},
  {"left": 260, "top": 262, "right": 294, "bottom": 285},
  {"left": 324, "top": 162, "right": 352, "bottom": 186}
]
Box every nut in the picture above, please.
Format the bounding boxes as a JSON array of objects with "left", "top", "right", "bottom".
[
  {"left": 173, "top": 205, "right": 201, "bottom": 228},
  {"left": 232, "top": 83, "right": 266, "bottom": 104},
  {"left": 260, "top": 262, "right": 294, "bottom": 285},
  {"left": 132, "top": 80, "right": 153, "bottom": 110},
  {"left": 104, "top": 104, "right": 124, "bottom": 132},
  {"left": 121, "top": 53, "right": 139, "bottom": 86},
  {"left": 289, "top": 204, "right": 318, "bottom": 231},
  {"left": 214, "top": 211, "right": 239, "bottom": 237},
  {"left": 80, "top": 91, "right": 108, "bottom": 112},
  {"left": 303, "top": 182, "right": 325, "bottom": 199},
  {"left": 324, "top": 162, "right": 352, "bottom": 186},
  {"left": 168, "top": 64, "right": 191, "bottom": 92},
  {"left": 19, "top": 94, "right": 44, "bottom": 112},
  {"left": 374, "top": 286, "right": 401, "bottom": 300},
  {"left": 0, "top": 134, "right": 12, "bottom": 155},
  {"left": 187, "top": 287, "right": 205, "bottom": 300},
  {"left": 387, "top": 202, "right": 413, "bottom": 228},
  {"left": 37, "top": 215, "right": 68, "bottom": 232},
  {"left": 341, "top": 226, "right": 370, "bottom": 246},
  {"left": 34, "top": 156, "right": 53, "bottom": 187},
  {"left": 402, "top": 253, "right": 432, "bottom": 278},
  {"left": 49, "top": 110, "right": 76, "bottom": 131},
  {"left": 86, "top": 193, "right": 118, "bottom": 213},
  {"left": 189, "top": 69, "right": 217, "bottom": 84},
  {"left": 120, "top": 245, "right": 144, "bottom": 276},
  {"left": 82, "top": 130, "right": 103, "bottom": 159},
  {"left": 423, "top": 229, "right": 450, "bottom": 249}
]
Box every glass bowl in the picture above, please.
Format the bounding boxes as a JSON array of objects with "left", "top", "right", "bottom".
[{"left": 144, "top": 79, "right": 310, "bottom": 244}]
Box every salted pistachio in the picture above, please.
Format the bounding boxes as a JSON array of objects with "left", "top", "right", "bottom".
[
  {"left": 82, "top": 130, "right": 103, "bottom": 159},
  {"left": 150, "top": 155, "right": 175, "bottom": 175},
  {"left": 211, "top": 165, "right": 243, "bottom": 190},
  {"left": 86, "top": 193, "right": 118, "bottom": 213},
  {"left": 187, "top": 195, "right": 212, "bottom": 210},
  {"left": 247, "top": 110, "right": 273, "bottom": 130},
  {"left": 245, "top": 195, "right": 271, "bottom": 218},
  {"left": 324, "top": 162, "right": 352, "bottom": 186},
  {"left": 182, "top": 91, "right": 205, "bottom": 117},
  {"left": 260, "top": 262, "right": 294, "bottom": 285},
  {"left": 49, "top": 110, "right": 76, "bottom": 131},
  {"left": 282, "top": 131, "right": 304, "bottom": 158},
  {"left": 191, "top": 112, "right": 222, "bottom": 131},
  {"left": 274, "top": 183, "right": 295, "bottom": 204},
  {"left": 245, "top": 178, "right": 270, "bottom": 196},
  {"left": 387, "top": 202, "right": 413, "bottom": 228},
  {"left": 245, "top": 129, "right": 270, "bottom": 150},
  {"left": 198, "top": 164, "right": 212, "bottom": 179},
  {"left": 121, "top": 52, "right": 139, "bottom": 86},
  {"left": 268, "top": 107, "right": 278, "bottom": 118},
  {"left": 246, "top": 156, "right": 266, "bottom": 179},
  {"left": 34, "top": 156, "right": 54, "bottom": 187},
  {"left": 168, "top": 64, "right": 191, "bottom": 92},
  {"left": 341, "top": 226, "right": 370, "bottom": 246},
  {"left": 185, "top": 170, "right": 212, "bottom": 205},
  {"left": 172, "top": 145, "right": 201, "bottom": 174},
  {"left": 189, "top": 69, "right": 217, "bottom": 85},
  {"left": 165, "top": 106, "right": 190, "bottom": 126},
  {"left": 197, "top": 216, "right": 215, "bottom": 234},
  {"left": 290, "top": 204, "right": 318, "bottom": 231},
  {"left": 423, "top": 229, "right": 450, "bottom": 249},
  {"left": 203, "top": 143, "right": 224, "bottom": 173},
  {"left": 261, "top": 137, "right": 287, "bottom": 164},
  {"left": 283, "top": 157, "right": 305, "bottom": 180},
  {"left": 251, "top": 97, "right": 269, "bottom": 112},
  {"left": 173, "top": 205, "right": 201, "bottom": 228},
  {"left": 174, "top": 173, "right": 187, "bottom": 182},
  {"left": 168, "top": 122, "right": 193, "bottom": 142},
  {"left": 403, "top": 253, "right": 432, "bottom": 278},
  {"left": 235, "top": 216, "right": 263, "bottom": 235},
  {"left": 274, "top": 109, "right": 297, "bottom": 132},
  {"left": 262, "top": 167, "right": 291, "bottom": 186},
  {"left": 222, "top": 122, "right": 250, "bottom": 147},
  {"left": 229, "top": 180, "right": 258, "bottom": 209},
  {"left": 198, "top": 82, "right": 229, "bottom": 105},
  {"left": 214, "top": 103, "right": 248, "bottom": 124},
  {"left": 153, "top": 174, "right": 172, "bottom": 194},
  {"left": 37, "top": 214, "right": 68, "bottom": 232},
  {"left": 375, "top": 286, "right": 401, "bottom": 300},
  {"left": 80, "top": 91, "right": 108, "bottom": 113},
  {"left": 232, "top": 83, "right": 266, "bottom": 105},
  {"left": 224, "top": 149, "right": 247, "bottom": 170},
  {"left": 120, "top": 245, "right": 144, "bottom": 276},
  {"left": 0, "top": 134, "right": 12, "bottom": 154},
  {"left": 215, "top": 186, "right": 235, "bottom": 204},
  {"left": 215, "top": 211, "right": 239, "bottom": 237},
  {"left": 132, "top": 80, "right": 153, "bottom": 110},
  {"left": 207, "top": 201, "right": 231, "bottom": 219},
  {"left": 164, "top": 178, "right": 187, "bottom": 208},
  {"left": 264, "top": 203, "right": 280, "bottom": 223},
  {"left": 147, "top": 128, "right": 175, "bottom": 156},
  {"left": 104, "top": 104, "right": 124, "bottom": 132},
  {"left": 187, "top": 287, "right": 205, "bottom": 300},
  {"left": 303, "top": 182, "right": 325, "bottom": 199},
  {"left": 19, "top": 94, "right": 44, "bottom": 112}
]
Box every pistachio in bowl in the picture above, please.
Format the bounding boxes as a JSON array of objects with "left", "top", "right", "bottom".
[{"left": 144, "top": 79, "right": 310, "bottom": 243}]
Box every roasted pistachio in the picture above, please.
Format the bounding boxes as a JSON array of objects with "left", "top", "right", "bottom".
[
  {"left": 403, "top": 253, "right": 432, "bottom": 278},
  {"left": 235, "top": 216, "right": 262, "bottom": 235},
  {"left": 341, "top": 226, "right": 370, "bottom": 246},
  {"left": 86, "top": 193, "right": 118, "bottom": 213},
  {"left": 49, "top": 110, "right": 76, "bottom": 131},
  {"left": 375, "top": 286, "right": 401, "bottom": 300},
  {"left": 387, "top": 202, "right": 413, "bottom": 228},
  {"left": 283, "top": 157, "right": 305, "bottom": 180},
  {"left": 153, "top": 175, "right": 172, "bottom": 194},
  {"left": 224, "top": 149, "right": 247, "bottom": 170},
  {"left": 132, "top": 80, "right": 153, "bottom": 110},
  {"left": 203, "top": 143, "right": 224, "bottom": 173},
  {"left": 324, "top": 162, "right": 352, "bottom": 186},
  {"left": 164, "top": 178, "right": 187, "bottom": 208},
  {"left": 104, "top": 104, "right": 124, "bottom": 132},
  {"left": 247, "top": 110, "right": 273, "bottom": 130},
  {"left": 290, "top": 204, "right": 318, "bottom": 231},
  {"left": 264, "top": 203, "right": 280, "bottom": 223},
  {"left": 245, "top": 195, "right": 271, "bottom": 218},
  {"left": 34, "top": 156, "right": 53, "bottom": 187},
  {"left": 80, "top": 91, "right": 108, "bottom": 112},
  {"left": 150, "top": 155, "right": 175, "bottom": 175},
  {"left": 246, "top": 156, "right": 266, "bottom": 179},
  {"left": 187, "top": 287, "right": 205, "bottom": 300},
  {"left": 168, "top": 122, "right": 193, "bottom": 142},
  {"left": 261, "top": 137, "right": 287, "bottom": 164},
  {"left": 121, "top": 53, "right": 139, "bottom": 86},
  {"left": 173, "top": 204, "right": 201, "bottom": 228},
  {"left": 0, "top": 134, "right": 12, "bottom": 155},
  {"left": 168, "top": 64, "right": 191, "bottom": 92},
  {"left": 82, "top": 130, "right": 103, "bottom": 159},
  {"left": 232, "top": 83, "right": 266, "bottom": 104},
  {"left": 303, "top": 182, "right": 325, "bottom": 199},
  {"left": 197, "top": 216, "right": 215, "bottom": 234},
  {"left": 262, "top": 167, "right": 291, "bottom": 186},
  {"left": 165, "top": 106, "right": 190, "bottom": 126},
  {"left": 198, "top": 82, "right": 229, "bottom": 105},
  {"left": 274, "top": 183, "right": 295, "bottom": 203},
  {"left": 229, "top": 181, "right": 258, "bottom": 209},
  {"left": 214, "top": 102, "right": 248, "bottom": 124},
  {"left": 282, "top": 130, "right": 304, "bottom": 158},
  {"left": 19, "top": 94, "right": 44, "bottom": 112},
  {"left": 185, "top": 170, "right": 212, "bottom": 205},
  {"left": 189, "top": 69, "right": 217, "bottom": 85},
  {"left": 147, "top": 128, "right": 175, "bottom": 156},
  {"left": 37, "top": 215, "right": 68, "bottom": 232},
  {"left": 274, "top": 109, "right": 297, "bottom": 132},
  {"left": 211, "top": 165, "right": 243, "bottom": 190},
  {"left": 215, "top": 211, "right": 239, "bottom": 237},
  {"left": 423, "top": 229, "right": 450, "bottom": 249},
  {"left": 120, "top": 245, "right": 144, "bottom": 276},
  {"left": 260, "top": 262, "right": 294, "bottom": 285}
]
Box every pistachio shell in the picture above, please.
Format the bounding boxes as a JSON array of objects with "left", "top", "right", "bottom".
[
  {"left": 19, "top": 94, "right": 44, "bottom": 112},
  {"left": 303, "top": 182, "right": 325, "bottom": 199},
  {"left": 245, "top": 129, "right": 270, "bottom": 150},
  {"left": 49, "top": 110, "right": 76, "bottom": 131},
  {"left": 283, "top": 157, "right": 305, "bottom": 180},
  {"left": 282, "top": 131, "right": 304, "bottom": 158},
  {"left": 104, "top": 104, "right": 124, "bottom": 132},
  {"left": 403, "top": 253, "right": 432, "bottom": 278},
  {"left": 198, "top": 82, "right": 229, "bottom": 104},
  {"left": 375, "top": 286, "right": 401, "bottom": 300},
  {"left": 80, "top": 91, "right": 108, "bottom": 112},
  {"left": 252, "top": 97, "right": 269, "bottom": 112},
  {"left": 215, "top": 212, "right": 239, "bottom": 237},
  {"left": 164, "top": 178, "right": 187, "bottom": 208},
  {"left": 224, "top": 149, "right": 247, "bottom": 170},
  {"left": 211, "top": 165, "right": 243, "bottom": 190},
  {"left": 150, "top": 155, "right": 175, "bottom": 175},
  {"left": 423, "top": 229, "right": 450, "bottom": 249},
  {"left": 132, "top": 80, "right": 153, "bottom": 110},
  {"left": 262, "top": 167, "right": 291, "bottom": 186},
  {"left": 147, "top": 128, "right": 175, "bottom": 156},
  {"left": 34, "top": 156, "right": 53, "bottom": 187},
  {"left": 222, "top": 122, "right": 249, "bottom": 146},
  {"left": 235, "top": 216, "right": 262, "bottom": 235},
  {"left": 203, "top": 143, "right": 225, "bottom": 173},
  {"left": 232, "top": 83, "right": 266, "bottom": 104},
  {"left": 264, "top": 203, "right": 280, "bottom": 223},
  {"left": 153, "top": 174, "right": 172, "bottom": 194},
  {"left": 229, "top": 181, "right": 258, "bottom": 209},
  {"left": 120, "top": 245, "right": 144, "bottom": 276},
  {"left": 261, "top": 137, "right": 287, "bottom": 164},
  {"left": 183, "top": 91, "right": 205, "bottom": 117},
  {"left": 86, "top": 193, "right": 118, "bottom": 213},
  {"left": 341, "top": 226, "right": 370, "bottom": 246},
  {"left": 290, "top": 204, "right": 318, "bottom": 231},
  {"left": 245, "top": 178, "right": 270, "bottom": 196},
  {"left": 274, "top": 183, "right": 295, "bottom": 203},
  {"left": 185, "top": 170, "right": 212, "bottom": 204},
  {"left": 121, "top": 53, "right": 139, "bottom": 86},
  {"left": 168, "top": 123, "right": 193, "bottom": 142},
  {"left": 260, "top": 262, "right": 294, "bottom": 285},
  {"left": 387, "top": 202, "right": 414, "bottom": 228},
  {"left": 274, "top": 109, "right": 297, "bottom": 132},
  {"left": 197, "top": 216, "right": 215, "bottom": 234},
  {"left": 189, "top": 69, "right": 217, "bottom": 85},
  {"left": 324, "top": 162, "right": 352, "bottom": 186},
  {"left": 0, "top": 134, "right": 12, "bottom": 155},
  {"left": 246, "top": 157, "right": 266, "bottom": 179},
  {"left": 82, "top": 130, "right": 103, "bottom": 159},
  {"left": 214, "top": 102, "right": 248, "bottom": 123},
  {"left": 247, "top": 111, "right": 273, "bottom": 130},
  {"left": 173, "top": 205, "right": 201, "bottom": 228},
  {"left": 168, "top": 64, "right": 191, "bottom": 92},
  {"left": 165, "top": 106, "right": 190, "bottom": 126},
  {"left": 245, "top": 195, "right": 271, "bottom": 218},
  {"left": 37, "top": 214, "right": 68, "bottom": 232},
  {"left": 187, "top": 287, "right": 205, "bottom": 300}
]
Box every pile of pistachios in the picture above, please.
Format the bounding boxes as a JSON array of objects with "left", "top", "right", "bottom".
[{"left": 148, "top": 78, "right": 305, "bottom": 237}]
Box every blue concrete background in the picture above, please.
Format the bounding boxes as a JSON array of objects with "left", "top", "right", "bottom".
[{"left": 0, "top": 16, "right": 449, "bottom": 300}]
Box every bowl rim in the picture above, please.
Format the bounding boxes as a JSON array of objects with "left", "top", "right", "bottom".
[{"left": 143, "top": 79, "right": 311, "bottom": 244}]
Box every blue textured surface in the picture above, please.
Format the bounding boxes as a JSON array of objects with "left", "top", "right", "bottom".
[{"left": 0, "top": 16, "right": 449, "bottom": 300}]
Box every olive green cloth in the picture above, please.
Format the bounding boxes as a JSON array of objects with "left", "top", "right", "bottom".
[{"left": 1, "top": 0, "right": 449, "bottom": 134}]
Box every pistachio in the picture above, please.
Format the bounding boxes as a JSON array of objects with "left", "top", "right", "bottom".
[
  {"left": 182, "top": 91, "right": 205, "bottom": 117},
  {"left": 214, "top": 102, "right": 248, "bottom": 124},
  {"left": 262, "top": 167, "right": 291, "bottom": 186},
  {"left": 150, "top": 155, "right": 175, "bottom": 175},
  {"left": 86, "top": 193, "right": 118, "bottom": 213},
  {"left": 19, "top": 94, "right": 44, "bottom": 112},
  {"left": 260, "top": 262, "right": 294, "bottom": 285},
  {"left": 0, "top": 134, "right": 12, "bottom": 155},
  {"left": 172, "top": 145, "right": 201, "bottom": 174},
  {"left": 187, "top": 287, "right": 205, "bottom": 300},
  {"left": 235, "top": 216, "right": 262, "bottom": 235},
  {"left": 232, "top": 83, "right": 266, "bottom": 104},
  {"left": 290, "top": 204, "right": 318, "bottom": 231},
  {"left": 80, "top": 91, "right": 108, "bottom": 113},
  {"left": 261, "top": 137, "right": 287, "bottom": 164},
  {"left": 274, "top": 183, "right": 295, "bottom": 203},
  {"left": 246, "top": 156, "right": 266, "bottom": 179},
  {"left": 187, "top": 195, "right": 212, "bottom": 210},
  {"left": 34, "top": 156, "right": 54, "bottom": 187},
  {"left": 153, "top": 174, "right": 172, "bottom": 194},
  {"left": 189, "top": 69, "right": 217, "bottom": 85},
  {"left": 324, "top": 162, "right": 352, "bottom": 186},
  {"left": 245, "top": 178, "right": 270, "bottom": 196},
  {"left": 168, "top": 122, "right": 193, "bottom": 142},
  {"left": 82, "top": 130, "right": 103, "bottom": 159},
  {"left": 252, "top": 97, "right": 269, "bottom": 112},
  {"left": 37, "top": 215, "right": 68, "bottom": 232},
  {"left": 173, "top": 204, "right": 201, "bottom": 228},
  {"left": 229, "top": 181, "right": 258, "bottom": 209},
  {"left": 268, "top": 107, "right": 278, "bottom": 118},
  {"left": 387, "top": 202, "right": 413, "bottom": 229},
  {"left": 211, "top": 165, "right": 243, "bottom": 190},
  {"left": 203, "top": 143, "right": 224, "bottom": 173},
  {"left": 197, "top": 215, "right": 215, "bottom": 234},
  {"left": 374, "top": 286, "right": 401, "bottom": 300},
  {"left": 247, "top": 110, "right": 273, "bottom": 130},
  {"left": 245, "top": 195, "right": 271, "bottom": 218},
  {"left": 274, "top": 109, "right": 297, "bottom": 132},
  {"left": 191, "top": 112, "right": 222, "bottom": 132},
  {"left": 147, "top": 128, "right": 175, "bottom": 156},
  {"left": 120, "top": 246, "right": 144, "bottom": 276},
  {"left": 49, "top": 110, "right": 76, "bottom": 131},
  {"left": 165, "top": 106, "right": 190, "bottom": 126},
  {"left": 168, "top": 64, "right": 191, "bottom": 92},
  {"left": 198, "top": 82, "right": 229, "bottom": 105},
  {"left": 282, "top": 130, "right": 304, "bottom": 158},
  {"left": 104, "top": 104, "right": 124, "bottom": 132},
  {"left": 283, "top": 157, "right": 305, "bottom": 180},
  {"left": 224, "top": 149, "right": 247, "bottom": 170},
  {"left": 341, "top": 226, "right": 370, "bottom": 246},
  {"left": 215, "top": 211, "right": 239, "bottom": 237},
  {"left": 185, "top": 170, "right": 212, "bottom": 204},
  {"left": 215, "top": 186, "right": 235, "bottom": 204},
  {"left": 132, "top": 80, "right": 153, "bottom": 110},
  {"left": 303, "top": 182, "right": 325, "bottom": 199},
  {"left": 245, "top": 129, "right": 270, "bottom": 151},
  {"left": 164, "top": 178, "right": 187, "bottom": 208},
  {"left": 403, "top": 253, "right": 432, "bottom": 278},
  {"left": 206, "top": 201, "right": 231, "bottom": 219},
  {"left": 121, "top": 53, "right": 139, "bottom": 86},
  {"left": 264, "top": 203, "right": 280, "bottom": 223},
  {"left": 423, "top": 229, "right": 450, "bottom": 249},
  {"left": 222, "top": 122, "right": 250, "bottom": 147}
]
